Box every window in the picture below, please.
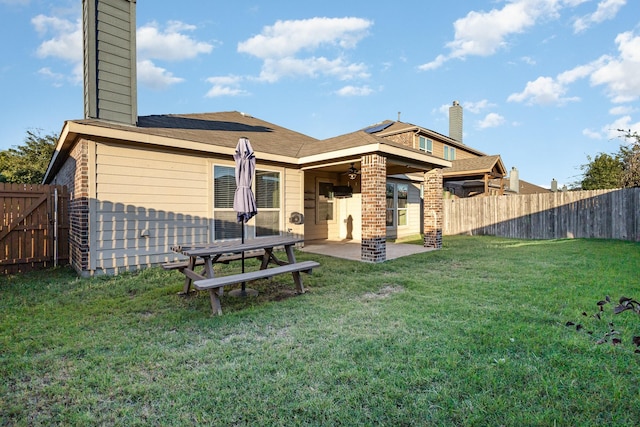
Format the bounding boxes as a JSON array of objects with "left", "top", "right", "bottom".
[
  {"left": 386, "top": 183, "right": 394, "bottom": 227},
  {"left": 212, "top": 165, "right": 281, "bottom": 240},
  {"left": 397, "top": 184, "right": 408, "bottom": 226},
  {"left": 419, "top": 136, "right": 433, "bottom": 153},
  {"left": 317, "top": 181, "right": 335, "bottom": 224},
  {"left": 444, "top": 145, "right": 456, "bottom": 160},
  {"left": 213, "top": 165, "right": 241, "bottom": 240},
  {"left": 255, "top": 170, "right": 280, "bottom": 237},
  {"left": 386, "top": 183, "right": 409, "bottom": 227}
]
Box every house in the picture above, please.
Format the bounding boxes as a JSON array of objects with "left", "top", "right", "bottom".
[
  {"left": 43, "top": 0, "right": 450, "bottom": 276},
  {"left": 43, "top": 0, "right": 515, "bottom": 276}
]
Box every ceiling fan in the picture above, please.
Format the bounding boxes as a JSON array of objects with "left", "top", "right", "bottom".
[{"left": 344, "top": 163, "right": 360, "bottom": 180}]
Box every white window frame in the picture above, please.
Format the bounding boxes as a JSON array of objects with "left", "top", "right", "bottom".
[
  {"left": 419, "top": 136, "right": 433, "bottom": 154},
  {"left": 444, "top": 145, "right": 456, "bottom": 160},
  {"left": 211, "top": 163, "right": 283, "bottom": 241},
  {"left": 386, "top": 182, "right": 409, "bottom": 229}
]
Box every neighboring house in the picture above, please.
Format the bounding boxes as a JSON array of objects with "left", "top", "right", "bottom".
[
  {"left": 443, "top": 156, "right": 507, "bottom": 198},
  {"left": 363, "top": 111, "right": 508, "bottom": 198},
  {"left": 499, "top": 167, "right": 551, "bottom": 195}
]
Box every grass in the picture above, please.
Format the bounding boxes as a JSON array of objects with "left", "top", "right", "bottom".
[{"left": 1, "top": 236, "right": 640, "bottom": 426}]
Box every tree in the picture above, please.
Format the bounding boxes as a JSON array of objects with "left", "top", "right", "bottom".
[
  {"left": 578, "top": 129, "right": 640, "bottom": 190},
  {"left": 580, "top": 153, "right": 623, "bottom": 190},
  {"left": 0, "top": 130, "right": 57, "bottom": 184},
  {"left": 618, "top": 129, "right": 640, "bottom": 188}
]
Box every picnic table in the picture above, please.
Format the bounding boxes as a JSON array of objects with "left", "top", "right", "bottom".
[{"left": 166, "top": 235, "right": 319, "bottom": 315}]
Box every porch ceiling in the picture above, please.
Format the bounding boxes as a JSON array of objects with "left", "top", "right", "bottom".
[{"left": 301, "top": 157, "right": 438, "bottom": 176}]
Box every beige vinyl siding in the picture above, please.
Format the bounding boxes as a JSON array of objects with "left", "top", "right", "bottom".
[
  {"left": 284, "top": 168, "right": 304, "bottom": 237},
  {"left": 303, "top": 172, "right": 340, "bottom": 241},
  {"left": 92, "top": 142, "right": 209, "bottom": 273}
]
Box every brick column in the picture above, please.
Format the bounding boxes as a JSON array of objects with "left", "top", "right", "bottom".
[
  {"left": 424, "top": 168, "right": 443, "bottom": 249},
  {"left": 361, "top": 154, "right": 386, "bottom": 262}
]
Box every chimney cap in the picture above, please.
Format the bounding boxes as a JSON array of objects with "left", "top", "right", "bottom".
[{"left": 452, "top": 100, "right": 460, "bottom": 106}]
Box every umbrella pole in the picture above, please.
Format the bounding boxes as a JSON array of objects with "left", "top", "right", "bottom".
[{"left": 241, "top": 223, "right": 246, "bottom": 296}]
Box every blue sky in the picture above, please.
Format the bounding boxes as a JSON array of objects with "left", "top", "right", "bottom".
[{"left": 1, "top": 0, "right": 639, "bottom": 187}]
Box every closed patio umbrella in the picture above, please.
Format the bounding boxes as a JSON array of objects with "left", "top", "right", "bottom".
[{"left": 231, "top": 137, "right": 258, "bottom": 297}]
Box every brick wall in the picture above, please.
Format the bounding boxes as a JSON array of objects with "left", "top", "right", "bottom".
[
  {"left": 424, "top": 168, "right": 443, "bottom": 248},
  {"left": 52, "top": 139, "right": 90, "bottom": 274},
  {"left": 360, "top": 154, "right": 387, "bottom": 262}
]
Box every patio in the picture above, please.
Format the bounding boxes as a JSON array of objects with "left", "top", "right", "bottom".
[{"left": 300, "top": 239, "right": 435, "bottom": 261}]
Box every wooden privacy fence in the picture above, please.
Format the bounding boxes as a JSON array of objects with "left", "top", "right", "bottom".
[
  {"left": 1, "top": 183, "right": 70, "bottom": 274},
  {"left": 443, "top": 188, "right": 640, "bottom": 241}
]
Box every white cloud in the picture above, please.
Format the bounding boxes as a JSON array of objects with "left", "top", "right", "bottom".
[
  {"left": 584, "top": 117, "right": 640, "bottom": 141},
  {"left": 521, "top": 56, "right": 536, "bottom": 65},
  {"left": 418, "top": 54, "right": 447, "bottom": 71},
  {"left": 32, "top": 15, "right": 82, "bottom": 63},
  {"left": 205, "top": 75, "right": 249, "bottom": 98},
  {"left": 464, "top": 99, "right": 496, "bottom": 114},
  {"left": 508, "top": 75, "right": 580, "bottom": 105},
  {"left": 573, "top": 0, "right": 626, "bottom": 33},
  {"left": 508, "top": 29, "right": 640, "bottom": 107},
  {"left": 137, "top": 60, "right": 184, "bottom": 90},
  {"left": 607, "top": 115, "right": 640, "bottom": 139},
  {"left": 336, "top": 85, "right": 373, "bottom": 96},
  {"left": 238, "top": 17, "right": 371, "bottom": 59},
  {"left": 237, "top": 17, "right": 372, "bottom": 83},
  {"left": 582, "top": 128, "right": 603, "bottom": 139},
  {"left": 419, "top": 0, "right": 574, "bottom": 70},
  {"left": 32, "top": 14, "right": 212, "bottom": 90},
  {"left": 590, "top": 31, "right": 640, "bottom": 103},
  {"left": 477, "top": 112, "right": 506, "bottom": 129},
  {"left": 137, "top": 21, "right": 214, "bottom": 61},
  {"left": 609, "top": 105, "right": 635, "bottom": 115},
  {"left": 258, "top": 57, "right": 369, "bottom": 83},
  {"left": 37, "top": 67, "right": 64, "bottom": 86}
]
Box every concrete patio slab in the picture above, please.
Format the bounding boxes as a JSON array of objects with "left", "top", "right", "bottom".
[{"left": 300, "top": 240, "right": 435, "bottom": 262}]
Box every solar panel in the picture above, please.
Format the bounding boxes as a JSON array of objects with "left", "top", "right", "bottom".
[{"left": 364, "top": 122, "right": 393, "bottom": 134}]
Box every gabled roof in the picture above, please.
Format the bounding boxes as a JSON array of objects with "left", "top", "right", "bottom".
[
  {"left": 78, "top": 111, "right": 318, "bottom": 158},
  {"left": 44, "top": 112, "right": 451, "bottom": 183},
  {"left": 364, "top": 120, "right": 487, "bottom": 157},
  {"left": 442, "top": 155, "right": 506, "bottom": 179},
  {"left": 500, "top": 178, "right": 550, "bottom": 195},
  {"left": 296, "top": 129, "right": 451, "bottom": 171}
]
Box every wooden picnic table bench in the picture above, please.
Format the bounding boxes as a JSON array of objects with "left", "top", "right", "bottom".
[
  {"left": 169, "top": 236, "right": 320, "bottom": 315},
  {"left": 194, "top": 260, "right": 320, "bottom": 315}
]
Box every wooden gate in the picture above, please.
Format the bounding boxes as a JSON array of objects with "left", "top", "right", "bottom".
[{"left": 0, "top": 183, "right": 69, "bottom": 274}]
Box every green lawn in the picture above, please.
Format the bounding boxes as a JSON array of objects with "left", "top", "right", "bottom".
[{"left": 2, "top": 236, "right": 639, "bottom": 426}]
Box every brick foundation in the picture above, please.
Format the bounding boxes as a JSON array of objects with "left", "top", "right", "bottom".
[{"left": 361, "top": 154, "right": 386, "bottom": 262}]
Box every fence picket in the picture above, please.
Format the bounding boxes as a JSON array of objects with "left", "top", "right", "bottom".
[
  {"left": 0, "top": 183, "right": 69, "bottom": 274},
  {"left": 443, "top": 189, "right": 640, "bottom": 242}
]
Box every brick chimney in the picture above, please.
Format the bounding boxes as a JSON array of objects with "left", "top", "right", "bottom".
[
  {"left": 449, "top": 100, "right": 463, "bottom": 143},
  {"left": 83, "top": 0, "right": 137, "bottom": 125}
]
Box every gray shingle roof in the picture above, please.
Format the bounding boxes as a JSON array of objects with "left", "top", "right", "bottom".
[
  {"left": 442, "top": 155, "right": 504, "bottom": 176},
  {"left": 74, "top": 111, "right": 318, "bottom": 158}
]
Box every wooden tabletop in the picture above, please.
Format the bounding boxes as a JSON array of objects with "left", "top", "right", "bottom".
[{"left": 172, "top": 235, "right": 304, "bottom": 257}]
